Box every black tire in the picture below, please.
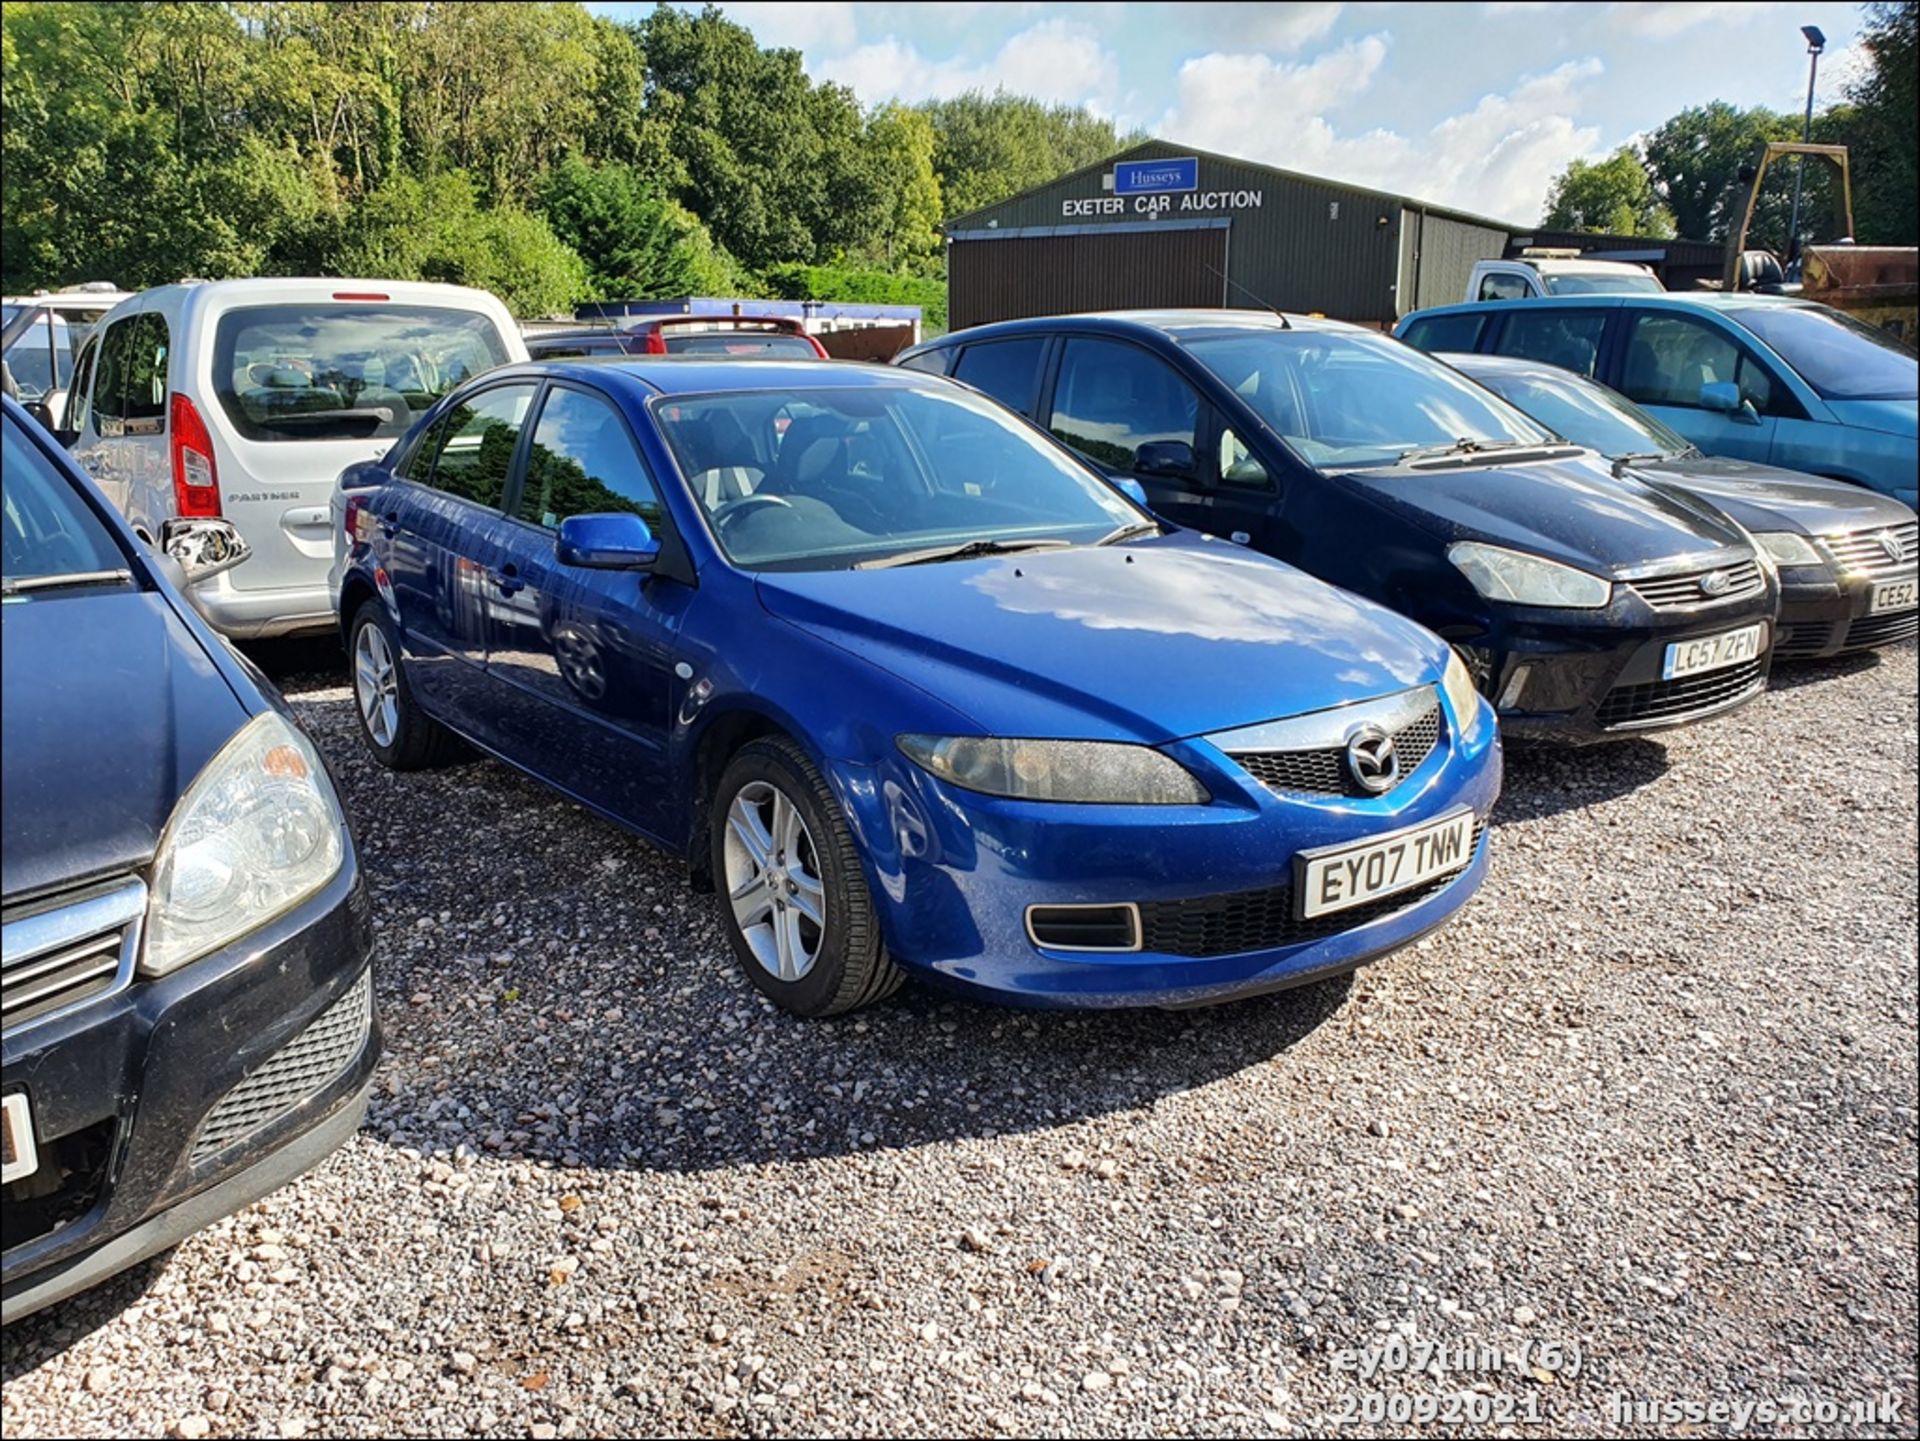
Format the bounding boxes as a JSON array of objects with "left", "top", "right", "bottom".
[
  {"left": 710, "top": 736, "right": 904, "bottom": 1017},
  {"left": 348, "top": 600, "right": 463, "bottom": 771}
]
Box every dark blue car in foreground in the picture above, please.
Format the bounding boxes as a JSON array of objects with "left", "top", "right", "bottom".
[
  {"left": 900, "top": 312, "right": 1781, "bottom": 742},
  {"left": 2, "top": 396, "right": 376, "bottom": 1321},
  {"left": 333, "top": 359, "right": 1501, "bottom": 1015}
]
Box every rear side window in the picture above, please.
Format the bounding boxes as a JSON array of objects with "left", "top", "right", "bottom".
[
  {"left": 65, "top": 337, "right": 97, "bottom": 433},
  {"left": 1400, "top": 314, "right": 1486, "bottom": 355},
  {"left": 896, "top": 349, "right": 952, "bottom": 377},
  {"left": 1477, "top": 272, "right": 1532, "bottom": 301},
  {"left": 213, "top": 305, "right": 509, "bottom": 443},
  {"left": 1049, "top": 338, "right": 1199, "bottom": 473},
  {"left": 2, "top": 414, "right": 129, "bottom": 587},
  {"left": 1492, "top": 309, "right": 1607, "bottom": 377},
  {"left": 92, "top": 312, "right": 170, "bottom": 434},
  {"left": 662, "top": 330, "right": 817, "bottom": 357},
  {"left": 519, "top": 387, "right": 664, "bottom": 531},
  {"left": 953, "top": 339, "right": 1047, "bottom": 414},
  {"left": 528, "top": 336, "right": 629, "bottom": 360},
  {"left": 423, "top": 383, "right": 538, "bottom": 508}
]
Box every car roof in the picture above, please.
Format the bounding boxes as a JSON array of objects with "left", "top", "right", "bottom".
[
  {"left": 1406, "top": 291, "right": 1820, "bottom": 322},
  {"left": 487, "top": 357, "right": 943, "bottom": 398},
  {"left": 919, "top": 308, "right": 1365, "bottom": 350}
]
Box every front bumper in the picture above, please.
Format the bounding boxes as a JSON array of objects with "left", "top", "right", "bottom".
[
  {"left": 183, "top": 568, "right": 336, "bottom": 640},
  {"left": 1770, "top": 564, "right": 1918, "bottom": 660},
  {"left": 831, "top": 697, "right": 1503, "bottom": 1009},
  {"left": 2, "top": 851, "right": 378, "bottom": 1323},
  {"left": 1461, "top": 590, "right": 1778, "bottom": 744}
]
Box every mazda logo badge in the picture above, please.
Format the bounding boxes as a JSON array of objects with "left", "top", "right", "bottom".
[
  {"left": 1345, "top": 726, "right": 1400, "bottom": 795},
  {"left": 1699, "top": 569, "right": 1733, "bottom": 597},
  {"left": 1877, "top": 529, "right": 1907, "bottom": 565}
]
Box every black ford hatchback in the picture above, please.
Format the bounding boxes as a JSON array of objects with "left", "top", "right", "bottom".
[
  {"left": 1, "top": 397, "right": 377, "bottom": 1321},
  {"left": 900, "top": 312, "right": 1780, "bottom": 742}
]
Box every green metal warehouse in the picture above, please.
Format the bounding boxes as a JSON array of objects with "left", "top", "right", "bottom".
[{"left": 942, "top": 138, "right": 1522, "bottom": 331}]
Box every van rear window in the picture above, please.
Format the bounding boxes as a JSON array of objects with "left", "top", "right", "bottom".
[{"left": 212, "top": 305, "right": 509, "bottom": 442}]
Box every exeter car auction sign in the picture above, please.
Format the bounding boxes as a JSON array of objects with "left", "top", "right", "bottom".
[{"left": 1060, "top": 156, "right": 1265, "bottom": 219}]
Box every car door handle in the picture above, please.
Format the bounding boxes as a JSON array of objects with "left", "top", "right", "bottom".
[{"left": 490, "top": 564, "right": 525, "bottom": 596}]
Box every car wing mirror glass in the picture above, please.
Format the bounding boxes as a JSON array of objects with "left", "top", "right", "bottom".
[
  {"left": 161, "top": 518, "right": 252, "bottom": 584},
  {"left": 557, "top": 512, "right": 661, "bottom": 570},
  {"left": 1132, "top": 440, "right": 1198, "bottom": 481},
  {"left": 1698, "top": 380, "right": 1742, "bottom": 414}
]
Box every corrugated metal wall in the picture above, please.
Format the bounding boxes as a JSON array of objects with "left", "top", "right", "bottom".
[
  {"left": 1402, "top": 209, "right": 1512, "bottom": 310},
  {"left": 949, "top": 225, "right": 1229, "bottom": 330}
]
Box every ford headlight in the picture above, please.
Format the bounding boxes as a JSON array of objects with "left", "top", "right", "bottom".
[
  {"left": 898, "top": 735, "right": 1210, "bottom": 804},
  {"left": 1753, "top": 531, "right": 1821, "bottom": 568},
  {"left": 142, "top": 712, "right": 346, "bottom": 976},
  {"left": 1447, "top": 542, "right": 1612, "bottom": 609},
  {"left": 1441, "top": 650, "right": 1485, "bottom": 736}
]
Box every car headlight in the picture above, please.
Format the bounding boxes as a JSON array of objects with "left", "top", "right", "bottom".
[
  {"left": 1441, "top": 649, "right": 1485, "bottom": 735},
  {"left": 1753, "top": 531, "right": 1821, "bottom": 567},
  {"left": 142, "top": 712, "right": 346, "bottom": 976},
  {"left": 1447, "top": 542, "right": 1613, "bottom": 609},
  {"left": 897, "top": 735, "right": 1210, "bottom": 804}
]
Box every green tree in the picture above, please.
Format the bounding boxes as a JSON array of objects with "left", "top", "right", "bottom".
[
  {"left": 923, "top": 91, "right": 1136, "bottom": 219},
  {"left": 1641, "top": 101, "right": 1797, "bottom": 242},
  {"left": 854, "top": 104, "right": 943, "bottom": 270},
  {"left": 537, "top": 154, "right": 748, "bottom": 300},
  {"left": 1542, "top": 147, "right": 1675, "bottom": 236},
  {"left": 1846, "top": 0, "right": 1918, "bottom": 243}
]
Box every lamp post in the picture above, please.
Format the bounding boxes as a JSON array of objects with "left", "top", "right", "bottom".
[{"left": 1786, "top": 23, "right": 1826, "bottom": 266}]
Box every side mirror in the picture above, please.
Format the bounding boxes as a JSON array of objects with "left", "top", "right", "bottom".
[
  {"left": 160, "top": 517, "right": 252, "bottom": 584},
  {"left": 23, "top": 399, "right": 59, "bottom": 431},
  {"left": 1132, "top": 440, "right": 1197, "bottom": 481},
  {"left": 1113, "top": 476, "right": 1149, "bottom": 506},
  {"left": 557, "top": 512, "right": 661, "bottom": 570},
  {"left": 1698, "top": 381, "right": 1742, "bottom": 414}
]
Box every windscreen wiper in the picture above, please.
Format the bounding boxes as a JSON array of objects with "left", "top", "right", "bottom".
[
  {"left": 1397, "top": 438, "right": 1544, "bottom": 464},
  {"left": 855, "top": 538, "right": 1073, "bottom": 570},
  {"left": 0, "top": 568, "right": 133, "bottom": 596},
  {"left": 1611, "top": 451, "right": 1672, "bottom": 477},
  {"left": 1095, "top": 521, "right": 1162, "bottom": 545}
]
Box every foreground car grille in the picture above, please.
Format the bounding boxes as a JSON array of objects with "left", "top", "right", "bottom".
[
  {"left": 1134, "top": 820, "right": 1487, "bottom": 959},
  {"left": 1844, "top": 610, "right": 1919, "bottom": 650},
  {"left": 1595, "top": 658, "right": 1766, "bottom": 728},
  {"left": 191, "top": 969, "right": 373, "bottom": 1167},
  {"left": 1234, "top": 703, "right": 1443, "bottom": 798},
  {"left": 1822, "top": 521, "right": 1918, "bottom": 579},
  {"left": 1628, "top": 559, "right": 1765, "bottom": 611},
  {"left": 1, "top": 878, "right": 145, "bottom": 1033}
]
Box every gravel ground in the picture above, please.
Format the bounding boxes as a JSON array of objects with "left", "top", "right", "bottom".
[{"left": 4, "top": 640, "right": 1915, "bottom": 1439}]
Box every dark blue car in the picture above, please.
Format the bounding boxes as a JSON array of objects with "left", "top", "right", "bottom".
[
  {"left": 1, "top": 396, "right": 376, "bottom": 1321},
  {"left": 900, "top": 312, "right": 1781, "bottom": 742},
  {"left": 332, "top": 360, "right": 1501, "bottom": 1015}
]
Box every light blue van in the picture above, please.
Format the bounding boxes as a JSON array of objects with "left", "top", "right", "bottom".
[{"left": 1397, "top": 293, "right": 1918, "bottom": 510}]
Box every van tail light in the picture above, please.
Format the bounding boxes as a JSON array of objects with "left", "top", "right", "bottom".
[
  {"left": 642, "top": 328, "right": 668, "bottom": 355},
  {"left": 169, "top": 393, "right": 221, "bottom": 517}
]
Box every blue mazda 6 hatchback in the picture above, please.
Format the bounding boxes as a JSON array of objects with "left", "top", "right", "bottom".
[{"left": 333, "top": 360, "right": 1501, "bottom": 1015}]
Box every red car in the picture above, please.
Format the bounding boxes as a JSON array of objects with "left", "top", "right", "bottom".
[{"left": 524, "top": 316, "right": 828, "bottom": 362}]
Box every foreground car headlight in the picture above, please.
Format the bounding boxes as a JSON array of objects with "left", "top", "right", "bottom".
[
  {"left": 1441, "top": 649, "right": 1485, "bottom": 734},
  {"left": 1447, "top": 542, "right": 1613, "bottom": 609},
  {"left": 1753, "top": 531, "right": 1821, "bottom": 567},
  {"left": 898, "top": 735, "right": 1210, "bottom": 804},
  {"left": 142, "top": 712, "right": 346, "bottom": 976}
]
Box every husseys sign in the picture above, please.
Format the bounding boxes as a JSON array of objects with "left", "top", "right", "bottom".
[{"left": 1061, "top": 156, "right": 1264, "bottom": 219}]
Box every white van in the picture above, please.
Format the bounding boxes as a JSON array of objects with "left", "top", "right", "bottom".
[
  {"left": 64, "top": 278, "right": 526, "bottom": 638},
  {"left": 1465, "top": 254, "right": 1664, "bottom": 302}
]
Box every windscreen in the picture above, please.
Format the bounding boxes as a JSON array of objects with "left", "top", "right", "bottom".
[
  {"left": 212, "top": 304, "right": 510, "bottom": 442},
  {"left": 1185, "top": 330, "right": 1554, "bottom": 470},
  {"left": 1469, "top": 367, "right": 1691, "bottom": 459},
  {"left": 1542, "top": 273, "right": 1665, "bottom": 295},
  {"left": 1728, "top": 304, "right": 1918, "bottom": 400},
  {"left": 652, "top": 384, "right": 1139, "bottom": 570}
]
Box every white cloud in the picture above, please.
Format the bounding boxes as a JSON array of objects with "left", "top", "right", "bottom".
[
  {"left": 1159, "top": 39, "right": 1607, "bottom": 222},
  {"left": 1606, "top": 1, "right": 1785, "bottom": 39},
  {"left": 716, "top": 3, "right": 860, "bottom": 54},
  {"left": 817, "top": 17, "right": 1121, "bottom": 110}
]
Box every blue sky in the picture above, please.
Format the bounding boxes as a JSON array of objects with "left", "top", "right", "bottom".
[{"left": 590, "top": 2, "right": 1869, "bottom": 224}]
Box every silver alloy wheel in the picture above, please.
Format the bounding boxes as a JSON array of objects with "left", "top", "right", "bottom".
[
  {"left": 723, "top": 779, "right": 827, "bottom": 982},
  {"left": 354, "top": 620, "right": 400, "bottom": 749}
]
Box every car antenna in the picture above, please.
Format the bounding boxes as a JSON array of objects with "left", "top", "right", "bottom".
[{"left": 1205, "top": 264, "right": 1290, "bottom": 328}]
